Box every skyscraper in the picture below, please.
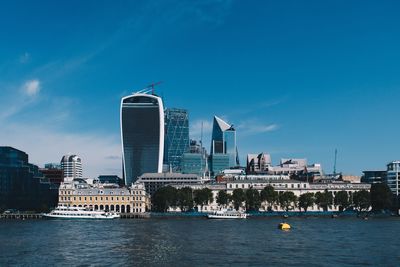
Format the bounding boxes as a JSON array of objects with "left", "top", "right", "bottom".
[
  {"left": 61, "top": 154, "right": 82, "bottom": 183},
  {"left": 164, "top": 108, "right": 189, "bottom": 171},
  {"left": 210, "top": 116, "right": 239, "bottom": 173},
  {"left": 121, "top": 92, "right": 165, "bottom": 186}
]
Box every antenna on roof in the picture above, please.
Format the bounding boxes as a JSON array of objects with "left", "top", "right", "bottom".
[{"left": 333, "top": 149, "right": 337, "bottom": 176}]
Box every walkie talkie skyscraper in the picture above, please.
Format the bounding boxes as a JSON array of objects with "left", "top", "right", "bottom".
[{"left": 120, "top": 91, "right": 165, "bottom": 186}]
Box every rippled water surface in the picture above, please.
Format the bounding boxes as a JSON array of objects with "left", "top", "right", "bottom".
[{"left": 1, "top": 217, "right": 399, "bottom": 266}]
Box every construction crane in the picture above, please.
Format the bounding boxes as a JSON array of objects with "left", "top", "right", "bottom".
[
  {"left": 333, "top": 149, "right": 338, "bottom": 176},
  {"left": 133, "top": 81, "right": 163, "bottom": 95},
  {"left": 144, "top": 81, "right": 163, "bottom": 95}
]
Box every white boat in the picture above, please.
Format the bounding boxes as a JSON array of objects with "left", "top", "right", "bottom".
[
  {"left": 207, "top": 209, "right": 247, "bottom": 219},
  {"left": 43, "top": 206, "right": 120, "bottom": 220}
]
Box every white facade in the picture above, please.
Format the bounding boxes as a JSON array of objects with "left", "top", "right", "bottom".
[{"left": 61, "top": 154, "right": 82, "bottom": 183}]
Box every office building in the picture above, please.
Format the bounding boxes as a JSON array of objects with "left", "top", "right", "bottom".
[
  {"left": 361, "top": 170, "right": 386, "bottom": 184},
  {"left": 137, "top": 172, "right": 202, "bottom": 195},
  {"left": 121, "top": 92, "right": 165, "bottom": 186},
  {"left": 40, "top": 163, "right": 64, "bottom": 186},
  {"left": 164, "top": 108, "right": 189, "bottom": 171},
  {"left": 385, "top": 161, "right": 400, "bottom": 196},
  {"left": 210, "top": 116, "right": 239, "bottom": 174},
  {"left": 61, "top": 155, "right": 82, "bottom": 183},
  {"left": 0, "top": 147, "right": 58, "bottom": 211}
]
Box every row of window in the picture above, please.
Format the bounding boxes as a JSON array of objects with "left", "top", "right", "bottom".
[
  {"left": 59, "top": 196, "right": 144, "bottom": 201},
  {"left": 228, "top": 183, "right": 307, "bottom": 189}
]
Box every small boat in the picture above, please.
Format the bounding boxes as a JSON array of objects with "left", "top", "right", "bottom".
[
  {"left": 278, "top": 222, "right": 291, "bottom": 230},
  {"left": 43, "top": 206, "right": 120, "bottom": 220},
  {"left": 207, "top": 209, "right": 247, "bottom": 219}
]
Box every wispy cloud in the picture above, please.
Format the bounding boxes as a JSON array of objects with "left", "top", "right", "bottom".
[
  {"left": 190, "top": 119, "right": 213, "bottom": 140},
  {"left": 237, "top": 120, "right": 279, "bottom": 136},
  {"left": 23, "top": 79, "right": 40, "bottom": 96}
]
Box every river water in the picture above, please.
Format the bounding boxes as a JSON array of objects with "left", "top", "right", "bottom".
[{"left": 0, "top": 217, "right": 399, "bottom": 266}]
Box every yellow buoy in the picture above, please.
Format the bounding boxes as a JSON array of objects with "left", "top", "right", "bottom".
[{"left": 279, "top": 222, "right": 291, "bottom": 231}]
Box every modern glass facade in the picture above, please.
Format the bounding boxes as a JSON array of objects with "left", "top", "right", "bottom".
[
  {"left": 181, "top": 153, "right": 207, "bottom": 177},
  {"left": 385, "top": 161, "right": 400, "bottom": 195},
  {"left": 121, "top": 93, "right": 164, "bottom": 186},
  {"left": 164, "top": 108, "right": 189, "bottom": 171},
  {"left": 210, "top": 116, "right": 239, "bottom": 174},
  {"left": 0, "top": 147, "right": 58, "bottom": 212},
  {"left": 209, "top": 154, "right": 230, "bottom": 175}
]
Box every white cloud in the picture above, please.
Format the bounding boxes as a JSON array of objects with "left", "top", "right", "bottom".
[
  {"left": 23, "top": 79, "right": 40, "bottom": 96},
  {"left": 190, "top": 119, "right": 213, "bottom": 140},
  {"left": 237, "top": 120, "right": 279, "bottom": 136}
]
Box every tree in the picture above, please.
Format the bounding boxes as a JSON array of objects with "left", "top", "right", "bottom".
[
  {"left": 246, "top": 188, "right": 261, "bottom": 211},
  {"left": 298, "top": 193, "right": 315, "bottom": 212},
  {"left": 178, "top": 187, "right": 194, "bottom": 212},
  {"left": 315, "top": 190, "right": 333, "bottom": 211},
  {"left": 260, "top": 185, "right": 279, "bottom": 211},
  {"left": 194, "top": 188, "right": 213, "bottom": 211},
  {"left": 152, "top": 186, "right": 178, "bottom": 212},
  {"left": 370, "top": 183, "right": 392, "bottom": 211},
  {"left": 353, "top": 190, "right": 371, "bottom": 212},
  {"left": 334, "top": 191, "right": 350, "bottom": 212},
  {"left": 216, "top": 190, "right": 229, "bottom": 207},
  {"left": 232, "top": 189, "right": 246, "bottom": 210},
  {"left": 279, "top": 191, "right": 298, "bottom": 212}
]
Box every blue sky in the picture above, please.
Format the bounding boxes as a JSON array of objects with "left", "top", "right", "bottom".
[{"left": 1, "top": 0, "right": 400, "bottom": 177}]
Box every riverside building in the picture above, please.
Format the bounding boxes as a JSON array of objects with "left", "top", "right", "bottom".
[
  {"left": 121, "top": 91, "right": 165, "bottom": 186},
  {"left": 0, "top": 147, "right": 58, "bottom": 211},
  {"left": 58, "top": 181, "right": 150, "bottom": 213}
]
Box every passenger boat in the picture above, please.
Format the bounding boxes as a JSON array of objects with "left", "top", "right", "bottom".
[
  {"left": 43, "top": 206, "right": 120, "bottom": 219},
  {"left": 207, "top": 209, "right": 247, "bottom": 219}
]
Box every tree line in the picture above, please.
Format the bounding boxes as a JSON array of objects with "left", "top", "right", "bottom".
[{"left": 152, "top": 183, "right": 394, "bottom": 213}]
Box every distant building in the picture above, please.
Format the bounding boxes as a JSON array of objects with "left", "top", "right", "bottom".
[
  {"left": 164, "top": 108, "right": 189, "bottom": 171},
  {"left": 96, "top": 175, "right": 123, "bottom": 186},
  {"left": 181, "top": 140, "right": 208, "bottom": 177},
  {"left": 209, "top": 154, "right": 230, "bottom": 176},
  {"left": 0, "top": 147, "right": 58, "bottom": 211},
  {"left": 247, "top": 153, "right": 272, "bottom": 173},
  {"left": 137, "top": 172, "right": 202, "bottom": 195},
  {"left": 361, "top": 170, "right": 386, "bottom": 184},
  {"left": 40, "top": 163, "right": 64, "bottom": 186},
  {"left": 385, "top": 161, "right": 400, "bottom": 196},
  {"left": 61, "top": 155, "right": 82, "bottom": 183},
  {"left": 210, "top": 116, "right": 239, "bottom": 174},
  {"left": 121, "top": 92, "right": 165, "bottom": 186}
]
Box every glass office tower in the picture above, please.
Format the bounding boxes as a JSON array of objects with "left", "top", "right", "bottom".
[
  {"left": 210, "top": 116, "right": 239, "bottom": 174},
  {"left": 164, "top": 108, "right": 190, "bottom": 171},
  {"left": 121, "top": 93, "right": 165, "bottom": 186}
]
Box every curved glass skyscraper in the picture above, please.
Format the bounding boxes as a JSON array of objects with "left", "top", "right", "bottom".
[{"left": 121, "top": 93, "right": 165, "bottom": 186}]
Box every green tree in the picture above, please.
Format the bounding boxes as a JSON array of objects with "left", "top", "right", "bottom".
[
  {"left": 194, "top": 188, "right": 213, "bottom": 211},
  {"left": 315, "top": 190, "right": 333, "bottom": 211},
  {"left": 260, "top": 185, "right": 279, "bottom": 211},
  {"left": 246, "top": 188, "right": 261, "bottom": 211},
  {"left": 298, "top": 193, "right": 315, "bottom": 212},
  {"left": 279, "top": 191, "right": 298, "bottom": 212},
  {"left": 232, "top": 189, "right": 246, "bottom": 210},
  {"left": 178, "top": 187, "right": 194, "bottom": 212},
  {"left": 216, "top": 190, "right": 229, "bottom": 207},
  {"left": 353, "top": 190, "right": 371, "bottom": 212},
  {"left": 334, "top": 191, "right": 350, "bottom": 212},
  {"left": 152, "top": 186, "right": 178, "bottom": 212},
  {"left": 370, "top": 183, "right": 393, "bottom": 211}
]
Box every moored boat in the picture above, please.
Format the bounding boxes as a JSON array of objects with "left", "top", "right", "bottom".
[
  {"left": 43, "top": 206, "right": 120, "bottom": 220},
  {"left": 207, "top": 209, "right": 247, "bottom": 219}
]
